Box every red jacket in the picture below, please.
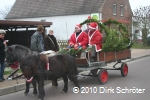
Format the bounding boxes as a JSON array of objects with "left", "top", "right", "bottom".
[
  {"left": 88, "top": 30, "right": 102, "bottom": 52},
  {"left": 69, "top": 31, "right": 88, "bottom": 49}
]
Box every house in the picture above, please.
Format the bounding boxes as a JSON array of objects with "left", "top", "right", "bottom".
[{"left": 6, "top": 0, "right": 132, "bottom": 40}]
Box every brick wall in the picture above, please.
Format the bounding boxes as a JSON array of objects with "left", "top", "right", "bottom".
[{"left": 101, "top": 0, "right": 132, "bottom": 36}]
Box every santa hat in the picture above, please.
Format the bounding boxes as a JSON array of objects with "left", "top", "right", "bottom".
[
  {"left": 89, "top": 22, "right": 98, "bottom": 29},
  {"left": 75, "top": 24, "right": 82, "bottom": 29}
]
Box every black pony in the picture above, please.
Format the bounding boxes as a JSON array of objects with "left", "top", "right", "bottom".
[
  {"left": 6, "top": 45, "right": 38, "bottom": 95},
  {"left": 20, "top": 54, "right": 80, "bottom": 100}
]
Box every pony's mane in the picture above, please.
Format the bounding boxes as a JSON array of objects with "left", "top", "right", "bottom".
[
  {"left": 14, "top": 44, "right": 31, "bottom": 51},
  {"left": 20, "top": 54, "right": 48, "bottom": 80},
  {"left": 21, "top": 54, "right": 48, "bottom": 69}
]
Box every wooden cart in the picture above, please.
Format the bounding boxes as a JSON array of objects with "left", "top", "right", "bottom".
[{"left": 75, "top": 49, "right": 131, "bottom": 84}]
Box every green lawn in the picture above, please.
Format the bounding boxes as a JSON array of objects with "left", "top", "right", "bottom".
[
  {"left": 4, "top": 70, "right": 11, "bottom": 75},
  {"left": 4, "top": 69, "right": 22, "bottom": 75},
  {"left": 132, "top": 43, "right": 150, "bottom": 49}
]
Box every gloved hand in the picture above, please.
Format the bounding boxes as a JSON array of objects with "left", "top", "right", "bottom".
[
  {"left": 74, "top": 44, "right": 79, "bottom": 50},
  {"left": 69, "top": 44, "right": 74, "bottom": 47}
]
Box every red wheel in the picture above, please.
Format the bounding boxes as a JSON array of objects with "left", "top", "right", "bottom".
[
  {"left": 121, "top": 63, "right": 128, "bottom": 77},
  {"left": 98, "top": 69, "right": 108, "bottom": 84}
]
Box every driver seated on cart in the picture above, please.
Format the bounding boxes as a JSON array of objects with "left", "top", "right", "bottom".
[
  {"left": 88, "top": 22, "right": 102, "bottom": 62},
  {"left": 68, "top": 24, "right": 88, "bottom": 50}
]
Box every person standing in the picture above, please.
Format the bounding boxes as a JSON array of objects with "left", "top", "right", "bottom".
[
  {"left": 44, "top": 30, "right": 59, "bottom": 86},
  {"left": 68, "top": 24, "right": 88, "bottom": 50},
  {"left": 31, "top": 25, "right": 45, "bottom": 53},
  {"left": 88, "top": 22, "right": 102, "bottom": 62},
  {"left": 0, "top": 30, "right": 7, "bottom": 82},
  {"left": 44, "top": 30, "right": 59, "bottom": 51}
]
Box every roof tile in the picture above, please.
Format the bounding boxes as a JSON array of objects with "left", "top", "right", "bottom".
[{"left": 6, "top": 0, "right": 105, "bottom": 19}]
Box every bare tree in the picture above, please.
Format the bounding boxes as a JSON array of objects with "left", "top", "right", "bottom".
[
  {"left": 132, "top": 5, "right": 150, "bottom": 46},
  {"left": 0, "top": 5, "right": 12, "bottom": 20}
]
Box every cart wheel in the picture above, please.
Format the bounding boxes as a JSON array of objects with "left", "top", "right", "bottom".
[
  {"left": 121, "top": 63, "right": 128, "bottom": 77},
  {"left": 98, "top": 69, "right": 108, "bottom": 84}
]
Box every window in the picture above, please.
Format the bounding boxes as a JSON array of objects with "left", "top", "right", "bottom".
[
  {"left": 113, "top": 4, "right": 117, "bottom": 15},
  {"left": 120, "top": 5, "right": 124, "bottom": 16},
  {"left": 135, "top": 30, "right": 139, "bottom": 33}
]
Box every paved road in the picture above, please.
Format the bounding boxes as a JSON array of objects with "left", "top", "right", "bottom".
[{"left": 0, "top": 57, "right": 150, "bottom": 100}]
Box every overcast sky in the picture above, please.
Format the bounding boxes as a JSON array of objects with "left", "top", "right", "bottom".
[{"left": 0, "top": 0, "right": 149, "bottom": 13}]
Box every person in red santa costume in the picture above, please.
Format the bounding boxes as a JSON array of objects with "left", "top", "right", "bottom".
[
  {"left": 68, "top": 24, "right": 88, "bottom": 50},
  {"left": 88, "top": 22, "right": 102, "bottom": 62}
]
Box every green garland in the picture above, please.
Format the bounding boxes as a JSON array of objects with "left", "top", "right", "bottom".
[
  {"left": 80, "top": 19, "right": 100, "bottom": 25},
  {"left": 58, "top": 48, "right": 83, "bottom": 56},
  {"left": 103, "top": 19, "right": 128, "bottom": 34},
  {"left": 80, "top": 18, "right": 128, "bottom": 35},
  {"left": 58, "top": 46, "right": 93, "bottom": 56}
]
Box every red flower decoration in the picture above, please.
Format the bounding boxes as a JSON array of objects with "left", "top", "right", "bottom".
[{"left": 88, "top": 16, "right": 91, "bottom": 19}]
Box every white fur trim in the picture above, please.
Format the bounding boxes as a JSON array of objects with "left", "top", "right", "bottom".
[
  {"left": 94, "top": 45, "right": 102, "bottom": 52},
  {"left": 89, "top": 26, "right": 96, "bottom": 29},
  {"left": 96, "top": 49, "right": 102, "bottom": 52},
  {"left": 88, "top": 30, "right": 97, "bottom": 40}
]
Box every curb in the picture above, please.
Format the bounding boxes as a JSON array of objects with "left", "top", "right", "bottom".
[
  {"left": 125, "top": 55, "right": 150, "bottom": 63},
  {"left": 0, "top": 83, "right": 26, "bottom": 96},
  {"left": 0, "top": 81, "right": 51, "bottom": 96},
  {"left": 0, "top": 55, "right": 150, "bottom": 96}
]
